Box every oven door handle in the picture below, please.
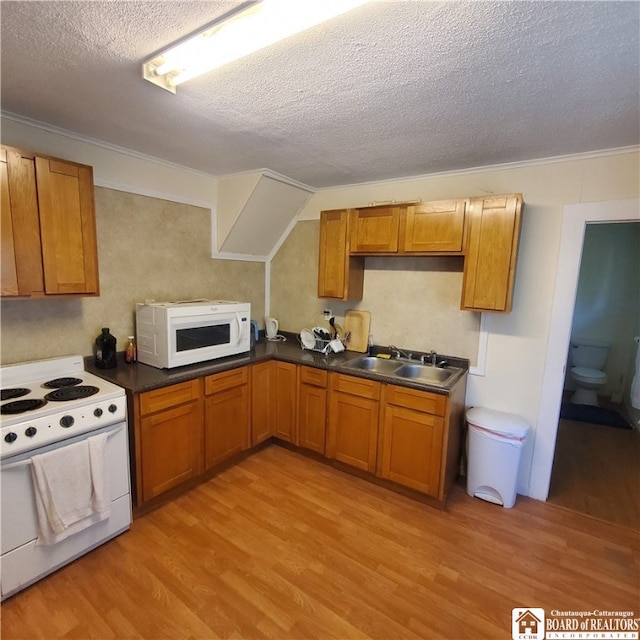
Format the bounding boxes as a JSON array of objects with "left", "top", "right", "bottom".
[{"left": 1, "top": 423, "right": 125, "bottom": 471}]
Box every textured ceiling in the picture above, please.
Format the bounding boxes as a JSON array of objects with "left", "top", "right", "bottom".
[{"left": 1, "top": 1, "right": 638, "bottom": 189}]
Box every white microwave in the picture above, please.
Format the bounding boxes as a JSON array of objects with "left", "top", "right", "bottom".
[{"left": 135, "top": 300, "right": 251, "bottom": 369}]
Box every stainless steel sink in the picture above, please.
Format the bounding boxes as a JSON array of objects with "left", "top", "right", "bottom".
[
  {"left": 393, "top": 363, "right": 458, "bottom": 384},
  {"left": 343, "top": 355, "right": 463, "bottom": 387},
  {"left": 342, "top": 355, "right": 400, "bottom": 375}
]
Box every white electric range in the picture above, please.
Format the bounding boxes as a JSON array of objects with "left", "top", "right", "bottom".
[{"left": 0, "top": 355, "right": 132, "bottom": 600}]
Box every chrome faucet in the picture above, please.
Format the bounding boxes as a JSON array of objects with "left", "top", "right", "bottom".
[
  {"left": 389, "top": 345, "right": 412, "bottom": 360},
  {"left": 420, "top": 351, "right": 438, "bottom": 365}
]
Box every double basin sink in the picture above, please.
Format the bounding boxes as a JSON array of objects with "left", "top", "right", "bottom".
[{"left": 342, "top": 355, "right": 464, "bottom": 388}]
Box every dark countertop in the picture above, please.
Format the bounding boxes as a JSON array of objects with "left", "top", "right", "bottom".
[{"left": 85, "top": 335, "right": 469, "bottom": 397}]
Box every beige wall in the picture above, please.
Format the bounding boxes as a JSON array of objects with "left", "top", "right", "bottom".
[
  {"left": 0, "top": 188, "right": 265, "bottom": 364},
  {"left": 270, "top": 220, "right": 481, "bottom": 363},
  {"left": 2, "top": 115, "right": 638, "bottom": 501},
  {"left": 277, "top": 150, "right": 640, "bottom": 498}
]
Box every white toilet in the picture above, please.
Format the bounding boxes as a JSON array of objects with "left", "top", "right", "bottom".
[{"left": 569, "top": 340, "right": 610, "bottom": 406}]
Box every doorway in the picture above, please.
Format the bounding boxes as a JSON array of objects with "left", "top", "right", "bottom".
[
  {"left": 529, "top": 199, "right": 640, "bottom": 504},
  {"left": 546, "top": 222, "right": 640, "bottom": 527}
]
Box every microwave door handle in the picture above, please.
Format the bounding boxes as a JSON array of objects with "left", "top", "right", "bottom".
[{"left": 235, "top": 312, "right": 244, "bottom": 345}]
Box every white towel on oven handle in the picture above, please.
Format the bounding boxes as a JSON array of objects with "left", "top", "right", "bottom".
[{"left": 30, "top": 432, "right": 110, "bottom": 545}]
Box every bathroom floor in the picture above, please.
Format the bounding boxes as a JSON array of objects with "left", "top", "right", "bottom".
[{"left": 548, "top": 396, "right": 640, "bottom": 530}]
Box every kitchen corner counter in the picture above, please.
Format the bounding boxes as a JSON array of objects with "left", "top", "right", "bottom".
[
  {"left": 87, "top": 334, "right": 469, "bottom": 512},
  {"left": 85, "top": 334, "right": 468, "bottom": 396}
]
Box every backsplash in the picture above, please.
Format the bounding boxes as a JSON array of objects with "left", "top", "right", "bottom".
[
  {"left": 0, "top": 188, "right": 265, "bottom": 365},
  {"left": 269, "top": 220, "right": 481, "bottom": 365}
]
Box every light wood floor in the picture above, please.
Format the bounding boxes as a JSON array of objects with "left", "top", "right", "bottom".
[
  {"left": 549, "top": 410, "right": 640, "bottom": 530},
  {"left": 2, "top": 446, "right": 638, "bottom": 640}
]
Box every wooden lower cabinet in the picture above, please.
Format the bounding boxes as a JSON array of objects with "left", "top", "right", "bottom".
[
  {"left": 132, "top": 362, "right": 465, "bottom": 510},
  {"left": 297, "top": 366, "right": 328, "bottom": 454},
  {"left": 204, "top": 368, "right": 250, "bottom": 469},
  {"left": 379, "top": 385, "right": 447, "bottom": 498},
  {"left": 273, "top": 361, "right": 297, "bottom": 442},
  {"left": 250, "top": 361, "right": 297, "bottom": 445},
  {"left": 326, "top": 373, "right": 380, "bottom": 473},
  {"left": 138, "top": 379, "right": 203, "bottom": 503},
  {"left": 251, "top": 361, "right": 273, "bottom": 445}
]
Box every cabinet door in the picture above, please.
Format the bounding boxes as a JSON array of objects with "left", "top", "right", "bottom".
[
  {"left": 350, "top": 206, "right": 401, "bottom": 253},
  {"left": 402, "top": 200, "right": 466, "bottom": 253},
  {"left": 380, "top": 404, "right": 444, "bottom": 497},
  {"left": 140, "top": 400, "right": 203, "bottom": 502},
  {"left": 317, "top": 209, "right": 364, "bottom": 300},
  {"left": 273, "top": 361, "right": 298, "bottom": 443},
  {"left": 0, "top": 150, "right": 18, "bottom": 296},
  {"left": 35, "top": 156, "right": 99, "bottom": 295},
  {"left": 204, "top": 371, "right": 250, "bottom": 469},
  {"left": 298, "top": 367, "right": 328, "bottom": 454},
  {"left": 461, "top": 194, "right": 522, "bottom": 312},
  {"left": 327, "top": 374, "right": 380, "bottom": 472},
  {"left": 251, "top": 361, "right": 274, "bottom": 445},
  {"left": 1, "top": 147, "right": 43, "bottom": 297}
]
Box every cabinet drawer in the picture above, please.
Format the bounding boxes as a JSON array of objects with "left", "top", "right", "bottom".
[
  {"left": 384, "top": 384, "right": 446, "bottom": 416},
  {"left": 299, "top": 366, "right": 328, "bottom": 388},
  {"left": 330, "top": 373, "right": 380, "bottom": 400},
  {"left": 140, "top": 379, "right": 201, "bottom": 416},
  {"left": 205, "top": 367, "right": 248, "bottom": 395}
]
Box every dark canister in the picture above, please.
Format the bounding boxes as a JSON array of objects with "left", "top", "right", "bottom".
[{"left": 95, "top": 327, "right": 117, "bottom": 369}]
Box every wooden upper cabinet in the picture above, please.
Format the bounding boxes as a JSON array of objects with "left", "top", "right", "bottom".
[
  {"left": 317, "top": 208, "right": 364, "bottom": 301},
  {"left": 350, "top": 205, "right": 401, "bottom": 253},
  {"left": 461, "top": 194, "right": 523, "bottom": 313},
  {"left": 1, "top": 147, "right": 44, "bottom": 297},
  {"left": 1, "top": 149, "right": 19, "bottom": 296},
  {"left": 401, "top": 199, "right": 466, "bottom": 253},
  {"left": 36, "top": 156, "right": 99, "bottom": 295},
  {"left": 317, "top": 193, "right": 523, "bottom": 312},
  {"left": 0, "top": 145, "right": 99, "bottom": 299}
]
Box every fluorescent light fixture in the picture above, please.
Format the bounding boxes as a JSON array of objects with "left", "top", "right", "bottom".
[{"left": 143, "top": 0, "right": 368, "bottom": 93}]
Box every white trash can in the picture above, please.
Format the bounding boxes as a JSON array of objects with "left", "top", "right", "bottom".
[{"left": 466, "top": 407, "right": 530, "bottom": 508}]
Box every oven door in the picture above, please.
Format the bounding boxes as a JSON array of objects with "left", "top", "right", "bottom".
[
  {"left": 0, "top": 421, "right": 131, "bottom": 599},
  {"left": 168, "top": 311, "right": 249, "bottom": 367}
]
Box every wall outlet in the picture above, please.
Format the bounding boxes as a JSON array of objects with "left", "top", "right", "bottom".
[{"left": 323, "top": 309, "right": 332, "bottom": 320}]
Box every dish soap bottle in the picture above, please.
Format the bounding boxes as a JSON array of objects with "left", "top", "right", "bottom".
[
  {"left": 125, "top": 336, "right": 136, "bottom": 363},
  {"left": 95, "top": 327, "right": 117, "bottom": 369}
]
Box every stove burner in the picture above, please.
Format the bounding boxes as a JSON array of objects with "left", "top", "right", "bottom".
[
  {"left": 1, "top": 398, "right": 48, "bottom": 415},
  {"left": 44, "top": 385, "right": 100, "bottom": 402},
  {"left": 42, "top": 377, "right": 82, "bottom": 389},
  {"left": 1, "top": 388, "right": 31, "bottom": 401}
]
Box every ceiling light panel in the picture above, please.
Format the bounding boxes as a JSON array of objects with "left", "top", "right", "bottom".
[{"left": 143, "top": 0, "right": 368, "bottom": 93}]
